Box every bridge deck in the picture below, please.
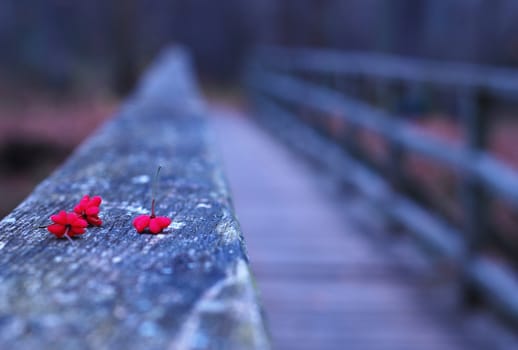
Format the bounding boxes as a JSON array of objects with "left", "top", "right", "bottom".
[{"left": 210, "top": 104, "right": 517, "bottom": 350}]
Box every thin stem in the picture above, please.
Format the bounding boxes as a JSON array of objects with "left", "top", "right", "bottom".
[
  {"left": 150, "top": 165, "right": 162, "bottom": 217},
  {"left": 151, "top": 199, "right": 156, "bottom": 218},
  {"left": 64, "top": 227, "right": 74, "bottom": 244},
  {"left": 64, "top": 233, "right": 74, "bottom": 244}
]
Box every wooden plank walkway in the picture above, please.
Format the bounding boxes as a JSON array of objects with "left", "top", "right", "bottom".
[{"left": 209, "top": 104, "right": 518, "bottom": 350}]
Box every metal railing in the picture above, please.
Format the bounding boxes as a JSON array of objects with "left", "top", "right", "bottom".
[{"left": 246, "top": 46, "right": 518, "bottom": 325}]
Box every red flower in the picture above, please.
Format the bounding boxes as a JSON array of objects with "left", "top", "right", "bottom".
[
  {"left": 74, "top": 195, "right": 102, "bottom": 226},
  {"left": 133, "top": 215, "right": 171, "bottom": 234},
  {"left": 132, "top": 166, "right": 171, "bottom": 234},
  {"left": 47, "top": 211, "right": 88, "bottom": 239}
]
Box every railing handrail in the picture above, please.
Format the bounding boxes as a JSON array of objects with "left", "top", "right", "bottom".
[
  {"left": 256, "top": 46, "right": 518, "bottom": 99},
  {"left": 247, "top": 49, "right": 518, "bottom": 327},
  {"left": 250, "top": 70, "right": 518, "bottom": 208},
  {"left": 0, "top": 47, "right": 270, "bottom": 349}
]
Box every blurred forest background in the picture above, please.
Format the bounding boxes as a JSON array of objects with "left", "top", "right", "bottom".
[
  {"left": 2, "top": 0, "right": 518, "bottom": 217},
  {"left": 3, "top": 0, "right": 518, "bottom": 89}
]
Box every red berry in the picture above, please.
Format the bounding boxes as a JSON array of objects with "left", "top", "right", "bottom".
[
  {"left": 133, "top": 214, "right": 170, "bottom": 234},
  {"left": 47, "top": 210, "right": 87, "bottom": 238},
  {"left": 74, "top": 195, "right": 103, "bottom": 227},
  {"left": 133, "top": 215, "right": 150, "bottom": 233},
  {"left": 132, "top": 166, "right": 172, "bottom": 234}
]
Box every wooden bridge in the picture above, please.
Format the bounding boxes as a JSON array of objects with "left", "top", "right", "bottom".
[
  {"left": 1, "top": 47, "right": 518, "bottom": 349},
  {"left": 240, "top": 46, "right": 518, "bottom": 349},
  {"left": 211, "top": 104, "right": 518, "bottom": 350}
]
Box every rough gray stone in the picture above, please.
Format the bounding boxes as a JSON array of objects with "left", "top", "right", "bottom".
[{"left": 0, "top": 48, "right": 269, "bottom": 350}]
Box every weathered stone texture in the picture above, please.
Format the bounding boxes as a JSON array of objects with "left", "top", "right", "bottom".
[{"left": 0, "top": 48, "right": 269, "bottom": 350}]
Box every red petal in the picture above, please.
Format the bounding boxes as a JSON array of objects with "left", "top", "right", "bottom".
[
  {"left": 149, "top": 218, "right": 163, "bottom": 234},
  {"left": 47, "top": 224, "right": 66, "bottom": 237},
  {"left": 70, "top": 214, "right": 87, "bottom": 226},
  {"left": 66, "top": 212, "right": 79, "bottom": 224},
  {"left": 79, "top": 197, "right": 89, "bottom": 207},
  {"left": 69, "top": 226, "right": 86, "bottom": 235},
  {"left": 86, "top": 206, "right": 100, "bottom": 216},
  {"left": 134, "top": 215, "right": 149, "bottom": 225},
  {"left": 156, "top": 216, "right": 171, "bottom": 228},
  {"left": 90, "top": 196, "right": 102, "bottom": 207},
  {"left": 73, "top": 205, "right": 83, "bottom": 215},
  {"left": 51, "top": 211, "right": 68, "bottom": 225},
  {"left": 133, "top": 215, "right": 150, "bottom": 233},
  {"left": 88, "top": 216, "right": 103, "bottom": 227}
]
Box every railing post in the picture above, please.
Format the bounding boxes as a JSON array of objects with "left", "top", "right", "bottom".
[
  {"left": 377, "top": 80, "right": 404, "bottom": 192},
  {"left": 459, "top": 88, "right": 491, "bottom": 305},
  {"left": 334, "top": 74, "right": 361, "bottom": 158},
  {"left": 373, "top": 79, "right": 407, "bottom": 235}
]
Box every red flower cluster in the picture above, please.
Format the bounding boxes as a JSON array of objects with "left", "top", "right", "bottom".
[
  {"left": 47, "top": 211, "right": 88, "bottom": 238},
  {"left": 74, "top": 195, "right": 102, "bottom": 226},
  {"left": 40, "top": 166, "right": 174, "bottom": 240},
  {"left": 133, "top": 215, "right": 171, "bottom": 234},
  {"left": 132, "top": 166, "right": 171, "bottom": 234},
  {"left": 46, "top": 194, "right": 103, "bottom": 240}
]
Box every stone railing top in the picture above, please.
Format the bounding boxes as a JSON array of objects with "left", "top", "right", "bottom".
[{"left": 0, "top": 47, "right": 269, "bottom": 350}]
